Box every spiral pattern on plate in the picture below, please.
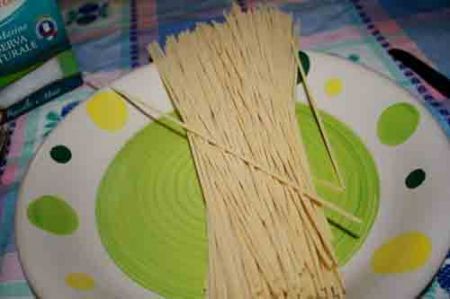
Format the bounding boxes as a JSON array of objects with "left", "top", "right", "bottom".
[{"left": 96, "top": 104, "right": 379, "bottom": 298}]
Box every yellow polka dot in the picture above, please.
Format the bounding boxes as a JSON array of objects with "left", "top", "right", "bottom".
[
  {"left": 65, "top": 273, "right": 95, "bottom": 290},
  {"left": 371, "top": 232, "right": 431, "bottom": 274},
  {"left": 324, "top": 78, "right": 343, "bottom": 97},
  {"left": 86, "top": 91, "right": 128, "bottom": 132}
]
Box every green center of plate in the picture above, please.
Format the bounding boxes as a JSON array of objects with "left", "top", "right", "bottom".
[{"left": 96, "top": 104, "right": 379, "bottom": 298}]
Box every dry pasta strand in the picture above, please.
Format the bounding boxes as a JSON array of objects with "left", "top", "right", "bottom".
[
  {"left": 294, "top": 40, "right": 345, "bottom": 190},
  {"left": 147, "top": 4, "right": 346, "bottom": 298}
]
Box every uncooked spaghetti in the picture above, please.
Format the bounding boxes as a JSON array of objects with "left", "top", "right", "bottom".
[{"left": 148, "top": 5, "right": 345, "bottom": 298}]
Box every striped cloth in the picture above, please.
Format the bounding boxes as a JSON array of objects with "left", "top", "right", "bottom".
[{"left": 0, "top": 0, "right": 449, "bottom": 297}]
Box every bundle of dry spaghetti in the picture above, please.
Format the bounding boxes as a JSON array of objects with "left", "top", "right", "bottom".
[{"left": 149, "top": 5, "right": 344, "bottom": 298}]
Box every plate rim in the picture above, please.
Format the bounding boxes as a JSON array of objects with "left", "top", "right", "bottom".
[{"left": 15, "top": 51, "right": 450, "bottom": 298}]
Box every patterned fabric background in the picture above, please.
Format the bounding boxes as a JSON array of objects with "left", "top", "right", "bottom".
[{"left": 0, "top": 0, "right": 449, "bottom": 297}]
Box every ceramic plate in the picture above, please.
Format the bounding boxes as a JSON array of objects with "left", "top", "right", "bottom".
[{"left": 16, "top": 52, "right": 450, "bottom": 299}]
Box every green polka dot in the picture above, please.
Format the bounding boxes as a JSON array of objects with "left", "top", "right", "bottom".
[
  {"left": 50, "top": 145, "right": 72, "bottom": 164},
  {"left": 96, "top": 104, "right": 379, "bottom": 297},
  {"left": 27, "top": 195, "right": 78, "bottom": 235},
  {"left": 348, "top": 54, "right": 360, "bottom": 62},
  {"left": 405, "top": 169, "right": 426, "bottom": 189},
  {"left": 377, "top": 103, "right": 420, "bottom": 146},
  {"left": 297, "top": 51, "right": 310, "bottom": 84}
]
